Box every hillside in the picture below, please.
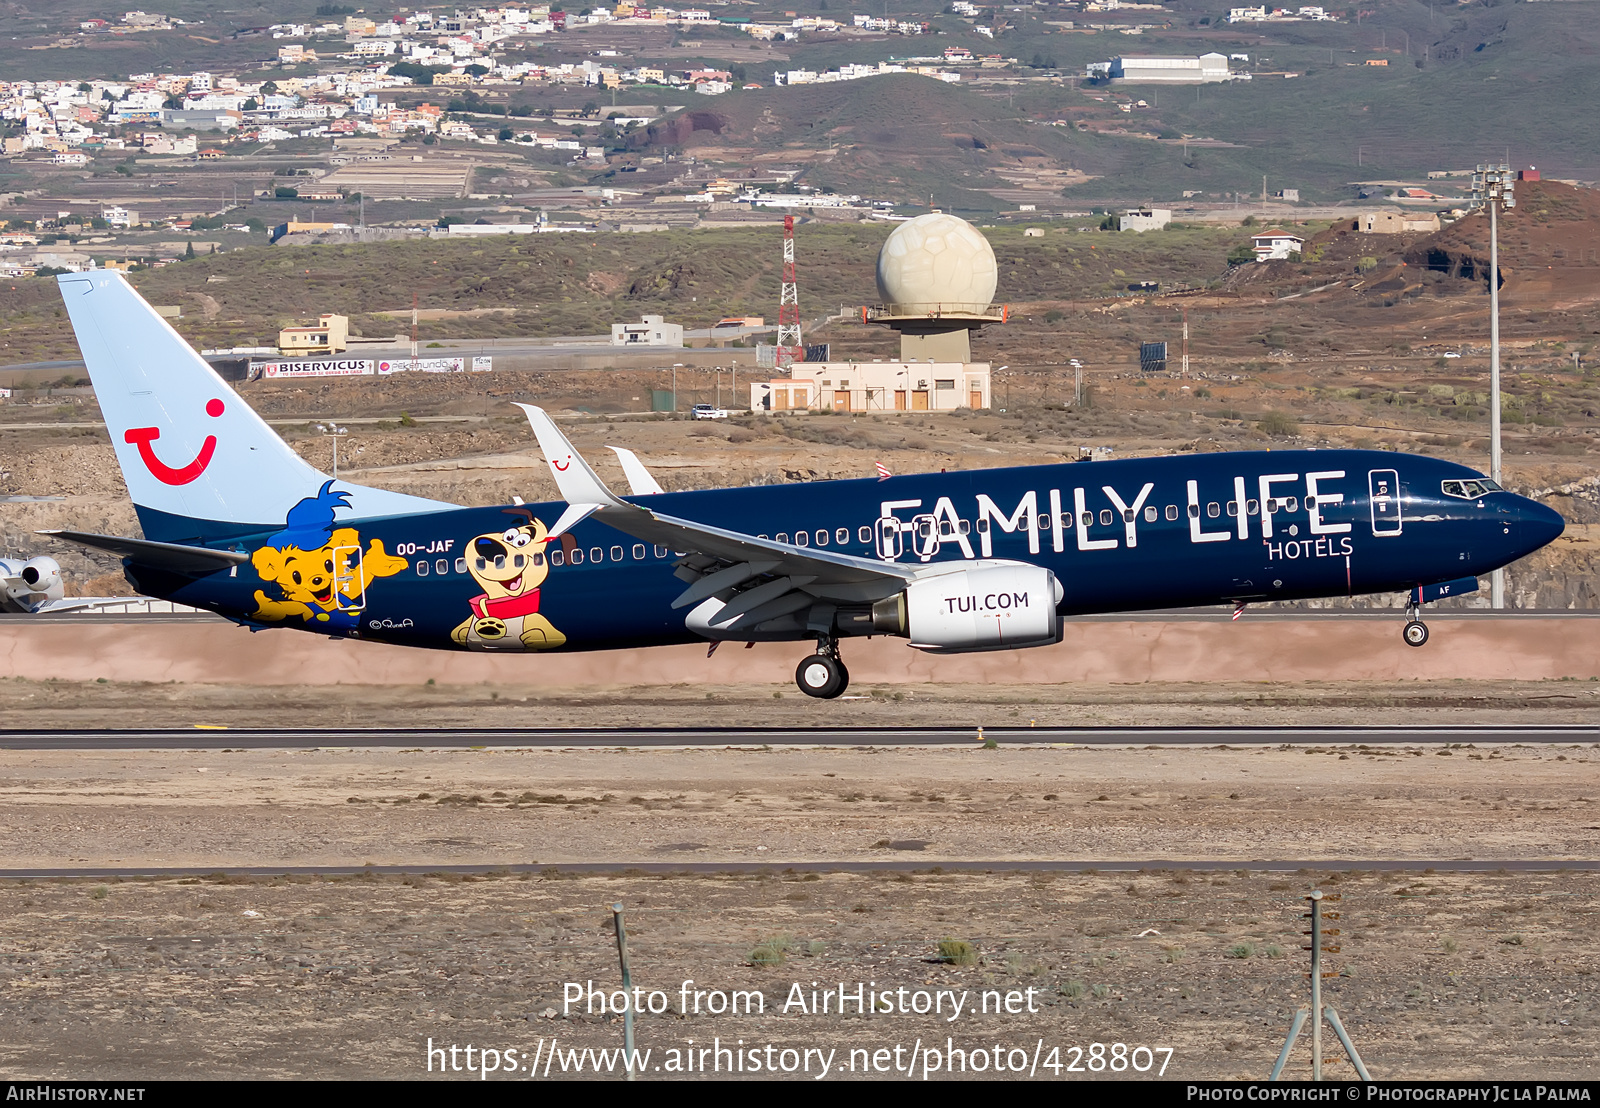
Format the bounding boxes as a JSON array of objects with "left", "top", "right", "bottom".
[
  {"left": 0, "top": 222, "right": 1249, "bottom": 362},
  {"left": 631, "top": 74, "right": 1096, "bottom": 213},
  {"left": 629, "top": 1, "right": 1600, "bottom": 207}
]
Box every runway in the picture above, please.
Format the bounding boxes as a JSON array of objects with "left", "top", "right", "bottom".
[
  {"left": 5, "top": 859, "right": 1599, "bottom": 880},
  {"left": 2, "top": 724, "right": 1594, "bottom": 750}
]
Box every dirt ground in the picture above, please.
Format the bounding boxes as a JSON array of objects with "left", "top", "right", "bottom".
[
  {"left": 1, "top": 859, "right": 1597, "bottom": 1080},
  {"left": 1, "top": 680, "right": 1598, "bottom": 1080}
]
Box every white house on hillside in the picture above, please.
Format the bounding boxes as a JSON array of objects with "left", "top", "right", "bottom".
[{"left": 1252, "top": 229, "right": 1305, "bottom": 261}]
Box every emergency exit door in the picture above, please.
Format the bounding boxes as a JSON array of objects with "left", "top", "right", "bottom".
[{"left": 1368, "top": 469, "right": 1402, "bottom": 536}]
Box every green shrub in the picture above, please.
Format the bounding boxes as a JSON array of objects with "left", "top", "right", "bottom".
[{"left": 937, "top": 938, "right": 978, "bottom": 965}]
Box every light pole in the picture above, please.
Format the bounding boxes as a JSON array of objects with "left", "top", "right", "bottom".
[
  {"left": 1469, "top": 164, "right": 1516, "bottom": 609},
  {"left": 317, "top": 423, "right": 348, "bottom": 478},
  {"left": 671, "top": 363, "right": 683, "bottom": 414}
]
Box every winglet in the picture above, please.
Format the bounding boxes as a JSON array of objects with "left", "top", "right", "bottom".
[
  {"left": 516, "top": 403, "right": 628, "bottom": 508},
  {"left": 608, "top": 446, "right": 665, "bottom": 496}
]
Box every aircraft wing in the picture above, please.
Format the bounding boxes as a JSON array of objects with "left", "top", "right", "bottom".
[{"left": 519, "top": 405, "right": 924, "bottom": 611}]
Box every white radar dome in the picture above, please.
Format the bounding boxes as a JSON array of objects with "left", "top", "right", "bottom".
[{"left": 875, "top": 213, "right": 998, "bottom": 314}]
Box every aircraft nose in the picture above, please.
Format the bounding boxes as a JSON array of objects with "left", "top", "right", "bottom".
[{"left": 1514, "top": 496, "right": 1565, "bottom": 556}]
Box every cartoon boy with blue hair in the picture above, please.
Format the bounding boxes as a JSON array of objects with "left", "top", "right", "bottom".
[{"left": 250, "top": 481, "right": 408, "bottom": 629}]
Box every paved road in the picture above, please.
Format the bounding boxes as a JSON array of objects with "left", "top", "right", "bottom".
[
  {"left": 2, "top": 724, "right": 1593, "bottom": 750},
  {"left": 3, "top": 859, "right": 1595, "bottom": 880}
]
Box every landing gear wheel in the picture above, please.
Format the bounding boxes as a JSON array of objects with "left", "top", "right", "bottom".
[
  {"left": 796, "top": 654, "right": 849, "bottom": 699},
  {"left": 1402, "top": 620, "right": 1430, "bottom": 648}
]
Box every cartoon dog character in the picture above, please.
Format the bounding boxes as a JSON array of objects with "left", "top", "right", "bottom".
[
  {"left": 251, "top": 482, "right": 408, "bottom": 631},
  {"left": 451, "top": 511, "right": 566, "bottom": 651}
]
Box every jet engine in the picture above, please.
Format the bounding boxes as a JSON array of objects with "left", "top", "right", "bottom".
[
  {"left": 1, "top": 556, "right": 64, "bottom": 613},
  {"left": 872, "top": 564, "right": 1063, "bottom": 653}
]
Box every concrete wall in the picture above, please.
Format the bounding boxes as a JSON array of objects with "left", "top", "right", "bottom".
[{"left": 4, "top": 616, "right": 1599, "bottom": 686}]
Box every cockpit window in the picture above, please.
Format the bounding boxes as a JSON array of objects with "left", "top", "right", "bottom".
[{"left": 1441, "top": 478, "right": 1503, "bottom": 500}]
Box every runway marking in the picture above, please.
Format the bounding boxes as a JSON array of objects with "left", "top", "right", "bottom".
[{"left": 0, "top": 725, "right": 1594, "bottom": 750}]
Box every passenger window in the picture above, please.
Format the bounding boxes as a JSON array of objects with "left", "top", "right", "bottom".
[
  {"left": 569, "top": 548, "right": 584, "bottom": 565},
  {"left": 1165, "top": 504, "right": 1178, "bottom": 521},
  {"left": 796, "top": 531, "right": 810, "bottom": 547},
  {"left": 1122, "top": 510, "right": 1134, "bottom": 523},
  {"left": 858, "top": 526, "right": 872, "bottom": 543},
  {"left": 632, "top": 544, "right": 646, "bottom": 560},
  {"left": 836, "top": 528, "right": 849, "bottom": 544},
  {"left": 776, "top": 533, "right": 789, "bottom": 543},
  {"left": 435, "top": 559, "right": 448, "bottom": 575},
  {"left": 531, "top": 552, "right": 544, "bottom": 567},
  {"left": 815, "top": 529, "right": 828, "bottom": 546},
  {"left": 1246, "top": 499, "right": 1259, "bottom": 515},
  {"left": 550, "top": 549, "right": 564, "bottom": 567},
  {"left": 415, "top": 560, "right": 428, "bottom": 576},
  {"left": 1187, "top": 504, "right": 1199, "bottom": 519},
  {"left": 1207, "top": 502, "right": 1220, "bottom": 518},
  {"left": 1226, "top": 501, "right": 1239, "bottom": 517},
  {"left": 960, "top": 519, "right": 971, "bottom": 534},
  {"left": 455, "top": 557, "right": 467, "bottom": 573},
  {"left": 1304, "top": 496, "right": 1316, "bottom": 509},
  {"left": 654, "top": 544, "right": 668, "bottom": 558},
  {"left": 1059, "top": 513, "right": 1072, "bottom": 528},
  {"left": 1080, "top": 512, "right": 1092, "bottom": 527},
  {"left": 610, "top": 545, "right": 624, "bottom": 562},
  {"left": 1099, "top": 509, "right": 1113, "bottom": 526},
  {"left": 589, "top": 547, "right": 604, "bottom": 563},
  {"left": 1285, "top": 496, "right": 1298, "bottom": 513},
  {"left": 977, "top": 518, "right": 990, "bottom": 534},
  {"left": 1144, "top": 506, "right": 1158, "bottom": 522}
]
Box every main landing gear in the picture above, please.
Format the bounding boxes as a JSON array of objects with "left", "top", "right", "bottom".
[
  {"left": 796, "top": 637, "right": 850, "bottom": 699},
  {"left": 1402, "top": 597, "right": 1430, "bottom": 648}
]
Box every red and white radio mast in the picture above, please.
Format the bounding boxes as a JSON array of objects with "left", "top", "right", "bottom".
[{"left": 776, "top": 215, "right": 802, "bottom": 366}]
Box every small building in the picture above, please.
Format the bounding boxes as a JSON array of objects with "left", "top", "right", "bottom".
[
  {"left": 750, "top": 362, "right": 991, "bottom": 413},
  {"left": 1355, "top": 210, "right": 1440, "bottom": 234},
  {"left": 1251, "top": 229, "right": 1305, "bottom": 261},
  {"left": 1120, "top": 208, "right": 1172, "bottom": 233},
  {"left": 610, "top": 314, "right": 683, "bottom": 347},
  {"left": 1275, "top": 188, "right": 1299, "bottom": 202},
  {"left": 278, "top": 313, "right": 349, "bottom": 355},
  {"left": 1109, "top": 54, "right": 1229, "bottom": 83}
]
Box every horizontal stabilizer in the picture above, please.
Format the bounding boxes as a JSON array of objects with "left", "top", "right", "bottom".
[{"left": 38, "top": 530, "right": 247, "bottom": 576}]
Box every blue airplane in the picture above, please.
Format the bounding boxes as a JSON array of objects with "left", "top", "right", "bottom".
[{"left": 42, "top": 272, "right": 1564, "bottom": 698}]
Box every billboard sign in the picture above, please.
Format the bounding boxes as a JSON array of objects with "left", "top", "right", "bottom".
[
  {"left": 250, "top": 359, "right": 374, "bottom": 379},
  {"left": 377, "top": 357, "right": 466, "bottom": 374},
  {"left": 471, "top": 356, "right": 493, "bottom": 372}
]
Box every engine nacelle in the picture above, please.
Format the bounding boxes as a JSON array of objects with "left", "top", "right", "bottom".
[
  {"left": 873, "top": 564, "right": 1063, "bottom": 653},
  {"left": 1, "top": 556, "right": 64, "bottom": 613}
]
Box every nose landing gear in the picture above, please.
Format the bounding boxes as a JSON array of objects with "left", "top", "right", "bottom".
[
  {"left": 1402, "top": 597, "right": 1429, "bottom": 648},
  {"left": 795, "top": 636, "right": 850, "bottom": 699}
]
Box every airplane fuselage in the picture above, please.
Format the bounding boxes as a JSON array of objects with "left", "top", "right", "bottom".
[{"left": 136, "top": 449, "right": 1561, "bottom": 652}]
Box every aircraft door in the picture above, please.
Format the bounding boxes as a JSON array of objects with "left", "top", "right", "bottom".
[
  {"left": 1368, "top": 469, "right": 1402, "bottom": 536},
  {"left": 333, "top": 544, "right": 367, "bottom": 610},
  {"left": 910, "top": 513, "right": 941, "bottom": 560},
  {"left": 875, "top": 515, "right": 905, "bottom": 560}
]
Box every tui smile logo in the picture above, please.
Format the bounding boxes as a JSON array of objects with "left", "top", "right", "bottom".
[{"left": 124, "top": 398, "right": 224, "bottom": 485}]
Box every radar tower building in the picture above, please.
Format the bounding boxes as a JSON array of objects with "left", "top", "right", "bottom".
[{"left": 751, "top": 212, "right": 1000, "bottom": 414}]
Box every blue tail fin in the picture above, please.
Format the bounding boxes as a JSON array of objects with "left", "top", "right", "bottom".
[{"left": 57, "top": 272, "right": 453, "bottom": 543}]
